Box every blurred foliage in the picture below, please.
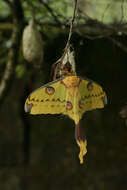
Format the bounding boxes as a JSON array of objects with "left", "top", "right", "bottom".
[
  {"left": 0, "top": 1, "right": 10, "bottom": 17},
  {"left": 0, "top": 0, "right": 127, "bottom": 190},
  {"left": 78, "top": 0, "right": 127, "bottom": 23},
  {"left": 15, "top": 64, "right": 25, "bottom": 79}
]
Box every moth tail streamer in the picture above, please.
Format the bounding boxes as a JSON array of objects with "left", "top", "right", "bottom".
[
  {"left": 77, "top": 139, "right": 87, "bottom": 164},
  {"left": 75, "top": 122, "right": 87, "bottom": 164}
]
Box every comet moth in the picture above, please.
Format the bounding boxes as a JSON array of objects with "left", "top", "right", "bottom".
[{"left": 24, "top": 58, "right": 107, "bottom": 163}]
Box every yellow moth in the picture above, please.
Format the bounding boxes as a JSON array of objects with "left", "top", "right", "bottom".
[{"left": 25, "top": 74, "right": 107, "bottom": 164}]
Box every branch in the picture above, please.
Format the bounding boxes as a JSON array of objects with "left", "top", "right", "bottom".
[
  {"left": 108, "top": 36, "right": 127, "bottom": 53},
  {"left": 1, "top": 19, "right": 127, "bottom": 36},
  {"left": 66, "top": 0, "right": 77, "bottom": 46},
  {"left": 61, "top": 0, "right": 77, "bottom": 61},
  {"left": 0, "top": 0, "right": 24, "bottom": 104},
  {"left": 120, "top": 0, "right": 125, "bottom": 23},
  {"left": 101, "top": 3, "right": 110, "bottom": 22},
  {"left": 0, "top": 23, "right": 12, "bottom": 30},
  {"left": 40, "top": 0, "right": 61, "bottom": 25},
  {"left": 25, "top": 0, "right": 35, "bottom": 20}
]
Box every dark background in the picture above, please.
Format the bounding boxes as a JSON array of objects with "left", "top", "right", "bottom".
[{"left": 0, "top": 0, "right": 127, "bottom": 189}]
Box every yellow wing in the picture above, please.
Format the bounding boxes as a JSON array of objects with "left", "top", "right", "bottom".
[
  {"left": 79, "top": 78, "right": 107, "bottom": 115},
  {"left": 24, "top": 79, "right": 67, "bottom": 115}
]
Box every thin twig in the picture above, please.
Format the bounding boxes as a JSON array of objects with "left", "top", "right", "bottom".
[
  {"left": 101, "top": 3, "right": 110, "bottom": 22},
  {"left": 40, "top": 0, "right": 61, "bottom": 25},
  {"left": 108, "top": 36, "right": 127, "bottom": 53},
  {"left": 61, "top": 0, "right": 77, "bottom": 61},
  {"left": 120, "top": 0, "right": 124, "bottom": 23},
  {"left": 25, "top": 0, "right": 35, "bottom": 20}
]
